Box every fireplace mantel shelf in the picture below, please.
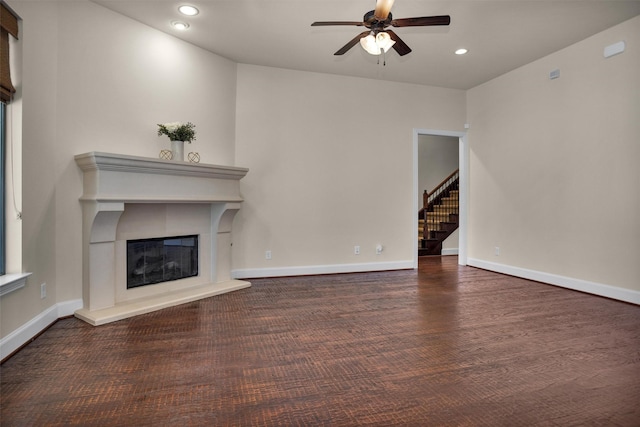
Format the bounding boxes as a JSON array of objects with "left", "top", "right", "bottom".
[
  {"left": 75, "top": 152, "right": 248, "bottom": 179},
  {"left": 75, "top": 152, "right": 249, "bottom": 204},
  {"left": 74, "top": 152, "right": 250, "bottom": 325}
]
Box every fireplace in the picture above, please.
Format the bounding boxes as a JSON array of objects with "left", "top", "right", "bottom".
[
  {"left": 127, "top": 235, "right": 199, "bottom": 289},
  {"left": 74, "top": 152, "right": 250, "bottom": 325}
]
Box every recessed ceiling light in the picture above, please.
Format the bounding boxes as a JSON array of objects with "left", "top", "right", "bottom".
[
  {"left": 178, "top": 5, "right": 199, "bottom": 16},
  {"left": 171, "top": 21, "right": 190, "bottom": 30},
  {"left": 455, "top": 48, "right": 468, "bottom": 55}
]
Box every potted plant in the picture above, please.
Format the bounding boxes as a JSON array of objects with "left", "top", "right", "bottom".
[{"left": 157, "top": 122, "right": 196, "bottom": 161}]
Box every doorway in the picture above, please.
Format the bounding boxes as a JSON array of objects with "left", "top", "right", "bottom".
[
  {"left": 418, "top": 134, "right": 459, "bottom": 255},
  {"left": 412, "top": 129, "right": 468, "bottom": 268}
]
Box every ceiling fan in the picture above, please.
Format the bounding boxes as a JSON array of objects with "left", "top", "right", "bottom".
[{"left": 311, "top": 0, "right": 450, "bottom": 56}]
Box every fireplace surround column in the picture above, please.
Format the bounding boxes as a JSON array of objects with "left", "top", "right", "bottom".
[
  {"left": 212, "top": 203, "right": 242, "bottom": 283},
  {"left": 84, "top": 201, "right": 125, "bottom": 311}
]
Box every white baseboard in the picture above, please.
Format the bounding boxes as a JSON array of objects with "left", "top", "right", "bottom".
[
  {"left": 232, "top": 260, "right": 414, "bottom": 279},
  {"left": 1, "top": 299, "right": 83, "bottom": 361},
  {"left": 467, "top": 258, "right": 640, "bottom": 305},
  {"left": 441, "top": 248, "right": 459, "bottom": 256}
]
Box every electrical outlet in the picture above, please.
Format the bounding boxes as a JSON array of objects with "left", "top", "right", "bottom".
[
  {"left": 495, "top": 246, "right": 500, "bottom": 256},
  {"left": 354, "top": 245, "right": 360, "bottom": 255},
  {"left": 40, "top": 283, "right": 46, "bottom": 299},
  {"left": 376, "top": 244, "right": 383, "bottom": 255},
  {"left": 265, "top": 250, "right": 272, "bottom": 260}
]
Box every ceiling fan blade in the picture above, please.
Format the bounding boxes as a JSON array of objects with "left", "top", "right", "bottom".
[
  {"left": 311, "top": 21, "right": 364, "bottom": 27},
  {"left": 334, "top": 31, "right": 371, "bottom": 55},
  {"left": 374, "top": 0, "right": 395, "bottom": 20},
  {"left": 391, "top": 15, "right": 451, "bottom": 27},
  {"left": 386, "top": 30, "right": 411, "bottom": 56}
]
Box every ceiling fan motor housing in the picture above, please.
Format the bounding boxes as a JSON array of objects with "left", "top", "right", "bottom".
[{"left": 364, "top": 10, "right": 392, "bottom": 31}]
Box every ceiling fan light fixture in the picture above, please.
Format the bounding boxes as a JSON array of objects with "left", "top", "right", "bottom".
[
  {"left": 360, "top": 34, "right": 380, "bottom": 55},
  {"left": 376, "top": 32, "right": 396, "bottom": 53},
  {"left": 360, "top": 32, "right": 396, "bottom": 55},
  {"left": 178, "top": 5, "right": 199, "bottom": 16}
]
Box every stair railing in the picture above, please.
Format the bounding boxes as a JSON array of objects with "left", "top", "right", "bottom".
[{"left": 422, "top": 169, "right": 459, "bottom": 239}]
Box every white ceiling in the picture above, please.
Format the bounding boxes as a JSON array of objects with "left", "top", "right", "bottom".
[{"left": 92, "top": 0, "right": 640, "bottom": 90}]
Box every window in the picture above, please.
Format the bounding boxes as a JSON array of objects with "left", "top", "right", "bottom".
[{"left": 0, "top": 1, "right": 19, "bottom": 278}]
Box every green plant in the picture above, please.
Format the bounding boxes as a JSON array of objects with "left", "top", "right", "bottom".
[{"left": 157, "top": 122, "right": 196, "bottom": 142}]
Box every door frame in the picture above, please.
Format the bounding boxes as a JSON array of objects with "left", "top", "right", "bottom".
[{"left": 412, "top": 128, "right": 468, "bottom": 267}]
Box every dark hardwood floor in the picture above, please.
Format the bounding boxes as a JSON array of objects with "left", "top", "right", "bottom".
[{"left": 1, "top": 256, "right": 639, "bottom": 426}]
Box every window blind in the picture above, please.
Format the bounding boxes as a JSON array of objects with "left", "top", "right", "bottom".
[{"left": 1, "top": 2, "right": 19, "bottom": 103}]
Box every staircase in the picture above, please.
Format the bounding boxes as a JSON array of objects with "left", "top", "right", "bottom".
[{"left": 418, "top": 170, "right": 459, "bottom": 256}]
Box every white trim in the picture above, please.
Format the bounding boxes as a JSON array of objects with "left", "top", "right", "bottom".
[
  {"left": 232, "top": 260, "right": 414, "bottom": 279},
  {"left": 457, "top": 134, "right": 469, "bottom": 266},
  {"left": 0, "top": 299, "right": 83, "bottom": 361},
  {"left": 413, "top": 129, "right": 468, "bottom": 267},
  {"left": 412, "top": 132, "right": 419, "bottom": 269},
  {"left": 0, "top": 273, "right": 32, "bottom": 297},
  {"left": 467, "top": 258, "right": 640, "bottom": 305}
]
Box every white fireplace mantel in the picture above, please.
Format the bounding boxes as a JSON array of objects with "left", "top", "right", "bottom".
[{"left": 74, "top": 152, "right": 250, "bottom": 325}]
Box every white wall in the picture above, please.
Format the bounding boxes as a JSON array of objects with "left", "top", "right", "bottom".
[
  {"left": 233, "top": 65, "right": 466, "bottom": 276},
  {"left": 1, "top": 0, "right": 238, "bottom": 338},
  {"left": 467, "top": 16, "right": 640, "bottom": 299}
]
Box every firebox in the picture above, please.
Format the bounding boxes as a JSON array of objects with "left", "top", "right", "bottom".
[{"left": 127, "top": 235, "right": 199, "bottom": 289}]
